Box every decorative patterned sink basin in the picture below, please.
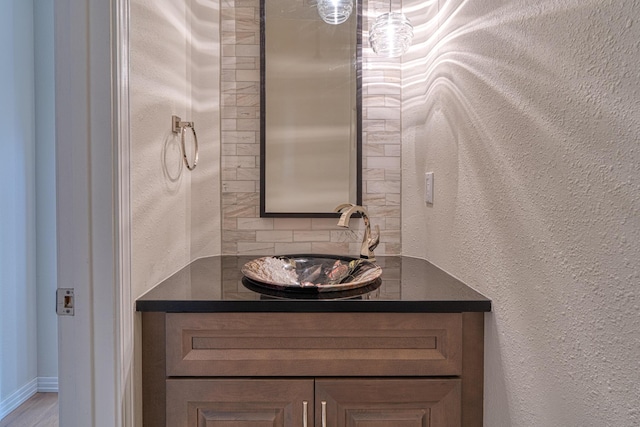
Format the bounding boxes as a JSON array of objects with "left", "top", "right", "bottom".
[{"left": 241, "top": 254, "right": 382, "bottom": 293}]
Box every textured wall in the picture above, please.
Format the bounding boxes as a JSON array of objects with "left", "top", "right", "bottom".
[
  {"left": 130, "top": 3, "right": 220, "bottom": 423},
  {"left": 130, "top": 0, "right": 221, "bottom": 298},
  {"left": 402, "top": 0, "right": 640, "bottom": 425},
  {"left": 220, "top": 0, "right": 401, "bottom": 257}
]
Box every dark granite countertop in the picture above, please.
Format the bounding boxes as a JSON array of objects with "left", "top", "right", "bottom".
[{"left": 136, "top": 256, "right": 491, "bottom": 313}]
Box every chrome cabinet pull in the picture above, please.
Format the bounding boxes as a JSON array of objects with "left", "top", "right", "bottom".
[
  {"left": 321, "top": 401, "right": 327, "bottom": 427},
  {"left": 303, "top": 401, "right": 308, "bottom": 427}
]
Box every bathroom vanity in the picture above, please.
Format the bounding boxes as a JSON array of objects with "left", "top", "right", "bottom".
[{"left": 137, "top": 256, "right": 491, "bottom": 427}]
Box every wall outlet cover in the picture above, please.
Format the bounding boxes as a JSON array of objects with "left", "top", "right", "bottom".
[{"left": 425, "top": 172, "right": 434, "bottom": 204}]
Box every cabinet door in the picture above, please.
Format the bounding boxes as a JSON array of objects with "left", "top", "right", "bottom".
[
  {"left": 315, "top": 379, "right": 461, "bottom": 427},
  {"left": 167, "top": 379, "right": 314, "bottom": 427}
]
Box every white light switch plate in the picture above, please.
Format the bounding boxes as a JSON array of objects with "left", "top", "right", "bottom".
[{"left": 425, "top": 172, "right": 434, "bottom": 204}]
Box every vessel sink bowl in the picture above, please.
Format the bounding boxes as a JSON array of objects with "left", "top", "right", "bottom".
[{"left": 241, "top": 254, "right": 382, "bottom": 293}]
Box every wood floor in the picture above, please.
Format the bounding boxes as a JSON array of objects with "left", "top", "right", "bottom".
[{"left": 0, "top": 393, "right": 58, "bottom": 427}]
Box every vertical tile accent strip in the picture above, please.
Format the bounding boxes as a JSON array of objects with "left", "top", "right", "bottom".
[{"left": 221, "top": 0, "right": 401, "bottom": 256}]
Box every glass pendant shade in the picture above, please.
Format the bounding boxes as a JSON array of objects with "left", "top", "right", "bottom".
[
  {"left": 317, "top": 0, "right": 354, "bottom": 25},
  {"left": 370, "top": 12, "right": 413, "bottom": 57}
]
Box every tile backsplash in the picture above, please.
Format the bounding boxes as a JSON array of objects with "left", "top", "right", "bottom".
[{"left": 221, "top": 0, "right": 401, "bottom": 256}]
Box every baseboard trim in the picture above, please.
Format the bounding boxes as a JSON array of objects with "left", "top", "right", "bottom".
[
  {"left": 0, "top": 376, "right": 59, "bottom": 421},
  {"left": 38, "top": 377, "right": 59, "bottom": 392},
  {"left": 0, "top": 378, "right": 37, "bottom": 421}
]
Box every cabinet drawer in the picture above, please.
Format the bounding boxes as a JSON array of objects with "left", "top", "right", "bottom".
[{"left": 166, "top": 312, "right": 462, "bottom": 377}]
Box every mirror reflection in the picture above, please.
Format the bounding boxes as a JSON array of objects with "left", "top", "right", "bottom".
[{"left": 260, "top": 0, "right": 362, "bottom": 217}]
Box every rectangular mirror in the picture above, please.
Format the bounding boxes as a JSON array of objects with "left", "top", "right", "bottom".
[{"left": 260, "top": 0, "right": 362, "bottom": 217}]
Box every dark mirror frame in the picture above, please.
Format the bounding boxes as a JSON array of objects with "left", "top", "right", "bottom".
[{"left": 259, "top": 0, "right": 363, "bottom": 218}]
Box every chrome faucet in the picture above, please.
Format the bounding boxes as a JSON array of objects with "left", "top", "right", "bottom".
[{"left": 334, "top": 203, "right": 380, "bottom": 261}]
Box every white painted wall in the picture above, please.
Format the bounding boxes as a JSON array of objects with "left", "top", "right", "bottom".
[
  {"left": 130, "top": 0, "right": 221, "bottom": 299},
  {"left": 34, "top": 0, "right": 58, "bottom": 385},
  {"left": 0, "top": 0, "right": 38, "bottom": 414},
  {"left": 402, "top": 0, "right": 640, "bottom": 425},
  {"left": 0, "top": 1, "right": 58, "bottom": 418}
]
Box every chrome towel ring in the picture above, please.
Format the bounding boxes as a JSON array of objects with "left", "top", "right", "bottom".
[{"left": 171, "top": 115, "right": 199, "bottom": 171}]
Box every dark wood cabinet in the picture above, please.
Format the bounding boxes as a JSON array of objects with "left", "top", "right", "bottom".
[
  {"left": 142, "top": 312, "right": 484, "bottom": 427},
  {"left": 165, "top": 378, "right": 460, "bottom": 427}
]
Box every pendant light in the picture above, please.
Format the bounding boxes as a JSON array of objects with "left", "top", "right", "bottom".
[
  {"left": 317, "top": 0, "right": 354, "bottom": 25},
  {"left": 370, "top": 1, "right": 413, "bottom": 57}
]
